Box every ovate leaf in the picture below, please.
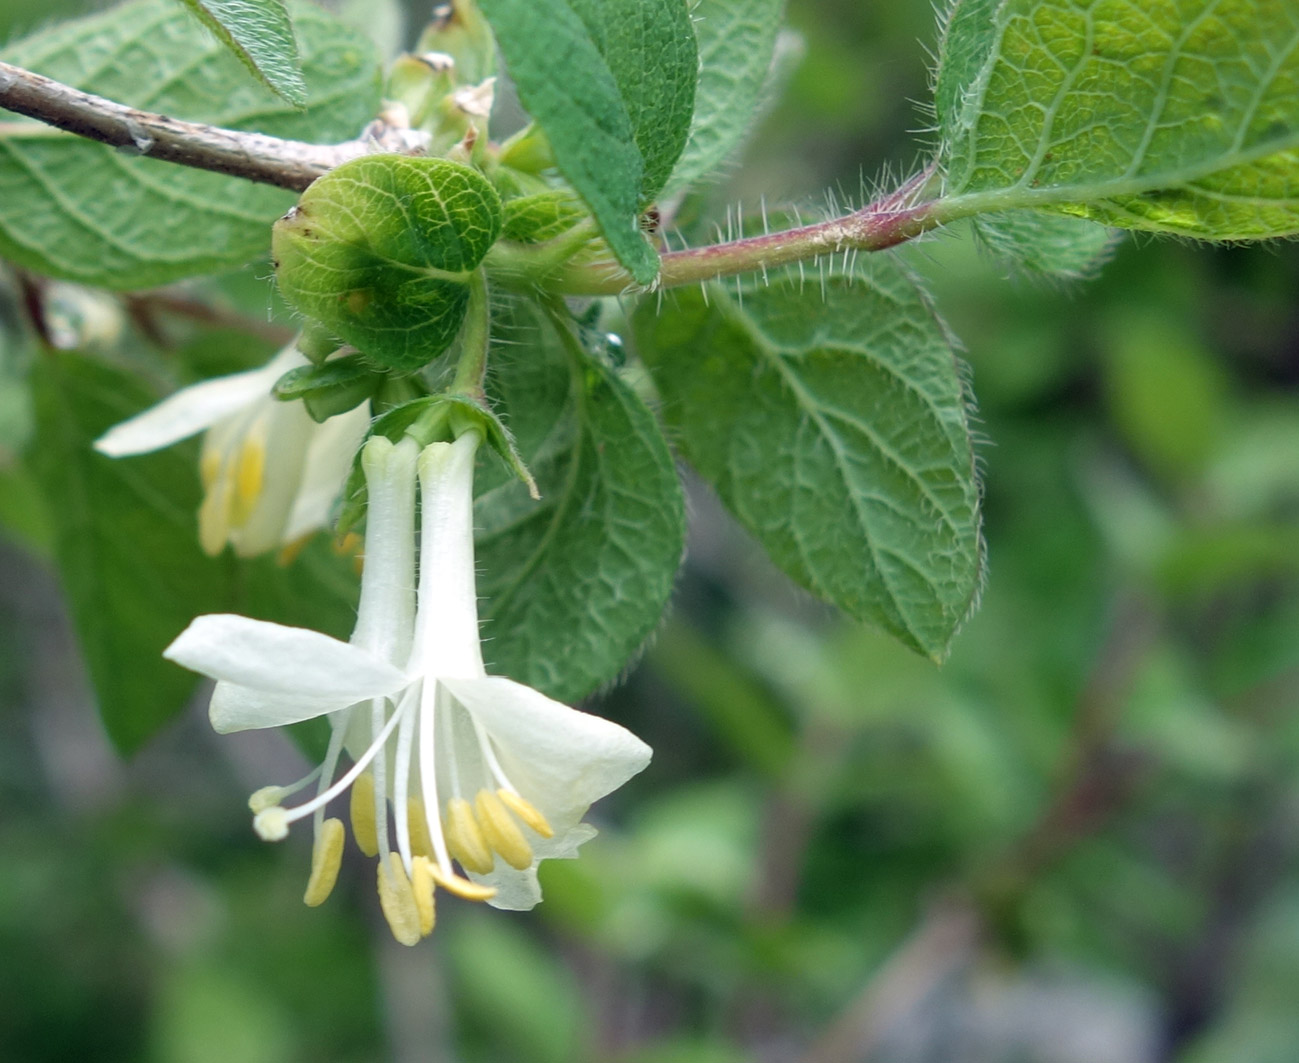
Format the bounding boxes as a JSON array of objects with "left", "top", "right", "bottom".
[
  {"left": 178, "top": 0, "right": 306, "bottom": 106},
  {"left": 0, "top": 0, "right": 380, "bottom": 288},
  {"left": 272, "top": 155, "right": 503, "bottom": 372},
  {"left": 474, "top": 298, "right": 685, "bottom": 701},
  {"left": 30, "top": 352, "right": 226, "bottom": 752},
  {"left": 635, "top": 255, "right": 983, "bottom": 661},
  {"left": 476, "top": 0, "right": 662, "bottom": 284},
  {"left": 668, "top": 0, "right": 785, "bottom": 192},
  {"left": 935, "top": 0, "right": 1299, "bottom": 240},
  {"left": 567, "top": 0, "right": 698, "bottom": 201}
]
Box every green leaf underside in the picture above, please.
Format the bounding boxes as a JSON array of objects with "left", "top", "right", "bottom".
[
  {"left": 0, "top": 0, "right": 380, "bottom": 288},
  {"left": 476, "top": 0, "right": 661, "bottom": 285},
  {"left": 178, "top": 0, "right": 307, "bottom": 106},
  {"left": 474, "top": 298, "right": 685, "bottom": 702},
  {"left": 936, "top": 0, "right": 1299, "bottom": 240},
  {"left": 567, "top": 0, "right": 698, "bottom": 202},
  {"left": 29, "top": 352, "right": 358, "bottom": 754},
  {"left": 634, "top": 256, "right": 983, "bottom": 661},
  {"left": 272, "top": 155, "right": 502, "bottom": 372},
  {"left": 972, "top": 210, "right": 1118, "bottom": 278},
  {"left": 668, "top": 0, "right": 785, "bottom": 192}
]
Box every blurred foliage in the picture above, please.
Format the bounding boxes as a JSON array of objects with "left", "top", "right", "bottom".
[{"left": 3, "top": 0, "right": 1299, "bottom": 1061}]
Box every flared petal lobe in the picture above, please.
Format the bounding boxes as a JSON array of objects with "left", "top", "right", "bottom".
[
  {"left": 164, "top": 614, "right": 406, "bottom": 730},
  {"left": 93, "top": 349, "right": 296, "bottom": 457}
]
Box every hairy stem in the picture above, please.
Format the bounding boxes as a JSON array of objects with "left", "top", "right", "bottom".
[{"left": 1, "top": 58, "right": 940, "bottom": 286}]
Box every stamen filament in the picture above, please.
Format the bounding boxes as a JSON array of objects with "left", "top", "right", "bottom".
[{"left": 278, "top": 702, "right": 405, "bottom": 827}]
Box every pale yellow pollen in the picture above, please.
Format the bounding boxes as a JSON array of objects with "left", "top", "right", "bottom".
[
  {"left": 444, "top": 797, "right": 494, "bottom": 874},
  {"left": 475, "top": 789, "right": 533, "bottom": 870},
  {"left": 407, "top": 797, "right": 436, "bottom": 859},
  {"left": 411, "top": 855, "right": 436, "bottom": 937},
  {"left": 350, "top": 772, "right": 380, "bottom": 857},
  {"left": 303, "top": 817, "right": 345, "bottom": 907},
  {"left": 198, "top": 462, "right": 236, "bottom": 556},
  {"left": 232, "top": 431, "right": 267, "bottom": 522},
  {"left": 427, "top": 863, "right": 497, "bottom": 902},
  {"left": 376, "top": 852, "right": 421, "bottom": 946},
  {"left": 496, "top": 789, "right": 555, "bottom": 838},
  {"left": 199, "top": 447, "right": 223, "bottom": 490},
  {"left": 253, "top": 806, "right": 290, "bottom": 841},
  {"left": 248, "top": 785, "right": 285, "bottom": 814}
]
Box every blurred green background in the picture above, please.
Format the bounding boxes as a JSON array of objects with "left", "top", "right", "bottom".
[{"left": 3, "top": 1, "right": 1299, "bottom": 1061}]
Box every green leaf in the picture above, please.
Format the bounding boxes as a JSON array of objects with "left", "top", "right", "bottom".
[
  {"left": 29, "top": 351, "right": 359, "bottom": 755},
  {"left": 667, "top": 0, "right": 785, "bottom": 192},
  {"left": 971, "top": 210, "right": 1118, "bottom": 279},
  {"left": 935, "top": 0, "right": 1299, "bottom": 240},
  {"left": 0, "top": 0, "right": 380, "bottom": 289},
  {"left": 476, "top": 0, "right": 664, "bottom": 284},
  {"left": 30, "top": 351, "right": 227, "bottom": 753},
  {"left": 474, "top": 298, "right": 685, "bottom": 701},
  {"left": 567, "top": 0, "right": 698, "bottom": 202},
  {"left": 634, "top": 255, "right": 983, "bottom": 661},
  {"left": 177, "top": 0, "right": 307, "bottom": 106},
  {"left": 272, "top": 155, "right": 503, "bottom": 372}
]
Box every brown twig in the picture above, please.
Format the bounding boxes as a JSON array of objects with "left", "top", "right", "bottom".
[{"left": 0, "top": 60, "right": 418, "bottom": 192}]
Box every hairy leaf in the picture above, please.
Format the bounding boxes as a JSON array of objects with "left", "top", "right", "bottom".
[
  {"left": 474, "top": 299, "right": 685, "bottom": 701},
  {"left": 935, "top": 0, "right": 1299, "bottom": 240},
  {"left": 972, "top": 211, "right": 1118, "bottom": 279},
  {"left": 635, "top": 256, "right": 983, "bottom": 661},
  {"left": 0, "top": 0, "right": 380, "bottom": 288},
  {"left": 476, "top": 0, "right": 664, "bottom": 284},
  {"left": 29, "top": 352, "right": 358, "bottom": 754},
  {"left": 177, "top": 0, "right": 306, "bottom": 106},
  {"left": 668, "top": 0, "right": 785, "bottom": 191},
  {"left": 272, "top": 155, "right": 502, "bottom": 372},
  {"left": 567, "top": 0, "right": 698, "bottom": 202}
]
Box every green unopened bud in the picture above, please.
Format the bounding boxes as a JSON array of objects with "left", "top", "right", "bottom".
[
  {"left": 272, "top": 155, "right": 503, "bottom": 374},
  {"left": 416, "top": 0, "right": 495, "bottom": 86}
]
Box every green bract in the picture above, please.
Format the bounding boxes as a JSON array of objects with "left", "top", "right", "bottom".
[{"left": 272, "top": 155, "right": 504, "bottom": 372}]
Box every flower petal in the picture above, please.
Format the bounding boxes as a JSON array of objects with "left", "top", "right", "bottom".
[
  {"left": 93, "top": 351, "right": 297, "bottom": 457},
  {"left": 442, "top": 677, "right": 651, "bottom": 817},
  {"left": 165, "top": 614, "right": 406, "bottom": 699},
  {"left": 208, "top": 680, "right": 359, "bottom": 734},
  {"left": 442, "top": 675, "right": 650, "bottom": 909},
  {"left": 282, "top": 403, "right": 371, "bottom": 543}
]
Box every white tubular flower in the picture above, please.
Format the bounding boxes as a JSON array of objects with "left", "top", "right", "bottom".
[
  {"left": 163, "top": 431, "right": 651, "bottom": 944},
  {"left": 93, "top": 343, "right": 369, "bottom": 557}
]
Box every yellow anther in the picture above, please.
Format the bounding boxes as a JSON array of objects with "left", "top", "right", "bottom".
[
  {"left": 475, "top": 789, "right": 533, "bottom": 870},
  {"left": 199, "top": 448, "right": 223, "bottom": 490},
  {"left": 276, "top": 534, "right": 312, "bottom": 567},
  {"left": 376, "top": 852, "right": 421, "bottom": 947},
  {"left": 411, "top": 856, "right": 436, "bottom": 937},
  {"left": 334, "top": 531, "right": 364, "bottom": 557},
  {"left": 233, "top": 434, "right": 267, "bottom": 516},
  {"left": 407, "top": 798, "right": 436, "bottom": 859},
  {"left": 253, "top": 806, "right": 289, "bottom": 841},
  {"left": 350, "top": 773, "right": 380, "bottom": 857},
  {"left": 303, "top": 817, "right": 345, "bottom": 907},
  {"left": 445, "top": 797, "right": 494, "bottom": 874},
  {"left": 198, "top": 468, "right": 236, "bottom": 556},
  {"left": 248, "top": 785, "right": 285, "bottom": 814},
  {"left": 427, "top": 863, "right": 497, "bottom": 902},
  {"left": 496, "top": 789, "right": 555, "bottom": 838}
]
